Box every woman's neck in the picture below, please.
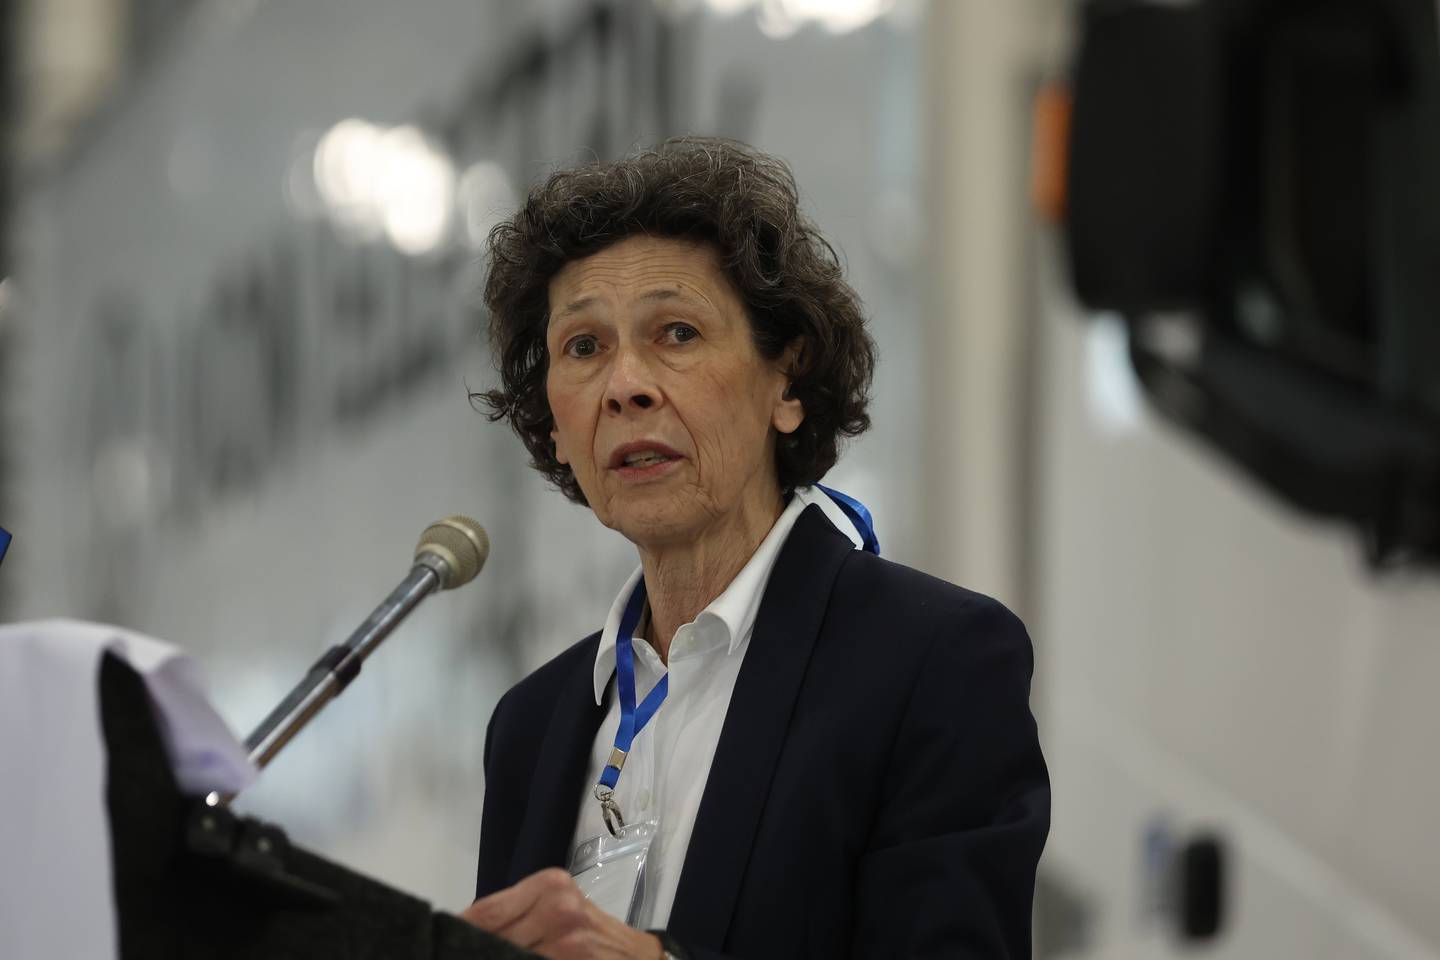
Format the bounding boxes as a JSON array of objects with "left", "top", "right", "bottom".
[{"left": 637, "top": 490, "right": 784, "bottom": 664}]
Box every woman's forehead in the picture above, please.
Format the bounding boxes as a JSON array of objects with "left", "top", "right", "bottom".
[{"left": 547, "top": 236, "right": 735, "bottom": 319}]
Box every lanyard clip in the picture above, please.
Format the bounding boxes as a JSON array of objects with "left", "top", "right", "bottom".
[{"left": 594, "top": 784, "right": 626, "bottom": 837}]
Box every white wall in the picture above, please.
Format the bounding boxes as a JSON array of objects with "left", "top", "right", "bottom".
[
  {"left": 923, "top": 1, "right": 1440, "bottom": 955},
  {"left": 1034, "top": 245, "right": 1440, "bottom": 956}
]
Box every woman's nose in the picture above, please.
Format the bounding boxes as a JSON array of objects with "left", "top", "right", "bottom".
[{"left": 602, "top": 347, "right": 660, "bottom": 414}]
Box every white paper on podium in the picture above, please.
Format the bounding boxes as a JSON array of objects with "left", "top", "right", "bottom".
[{"left": 0, "top": 619, "right": 256, "bottom": 960}]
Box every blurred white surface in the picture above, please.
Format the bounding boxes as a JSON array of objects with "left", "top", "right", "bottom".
[
  {"left": 0, "top": 619, "right": 254, "bottom": 960},
  {"left": 1033, "top": 238, "right": 1440, "bottom": 955}
]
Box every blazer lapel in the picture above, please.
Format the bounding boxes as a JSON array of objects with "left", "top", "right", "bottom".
[
  {"left": 667, "top": 505, "right": 856, "bottom": 948},
  {"left": 507, "top": 636, "right": 609, "bottom": 882}
]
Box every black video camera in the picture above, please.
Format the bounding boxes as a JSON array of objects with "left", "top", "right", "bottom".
[{"left": 1065, "top": 0, "right": 1440, "bottom": 566}]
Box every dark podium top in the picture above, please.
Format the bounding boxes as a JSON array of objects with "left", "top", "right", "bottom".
[{"left": 101, "top": 652, "right": 533, "bottom": 960}]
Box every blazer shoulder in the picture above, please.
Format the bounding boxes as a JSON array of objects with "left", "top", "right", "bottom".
[
  {"left": 829, "top": 549, "right": 1033, "bottom": 667},
  {"left": 493, "top": 630, "right": 602, "bottom": 720}
]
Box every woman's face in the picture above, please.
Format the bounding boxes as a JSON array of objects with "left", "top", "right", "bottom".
[{"left": 545, "top": 235, "right": 805, "bottom": 547}]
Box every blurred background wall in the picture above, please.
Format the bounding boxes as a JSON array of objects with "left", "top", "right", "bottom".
[{"left": 2, "top": 0, "right": 1439, "bottom": 957}]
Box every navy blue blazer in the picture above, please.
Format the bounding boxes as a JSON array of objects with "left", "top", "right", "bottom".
[{"left": 475, "top": 505, "right": 1050, "bottom": 959}]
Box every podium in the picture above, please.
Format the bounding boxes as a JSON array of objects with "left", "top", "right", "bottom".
[{"left": 100, "top": 651, "right": 535, "bottom": 960}]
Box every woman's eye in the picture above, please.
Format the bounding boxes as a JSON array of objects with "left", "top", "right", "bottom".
[
  {"left": 565, "top": 335, "right": 600, "bottom": 358},
  {"left": 665, "top": 323, "right": 699, "bottom": 344}
]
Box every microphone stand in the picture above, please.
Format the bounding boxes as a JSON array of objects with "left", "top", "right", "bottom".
[{"left": 210, "top": 555, "right": 448, "bottom": 805}]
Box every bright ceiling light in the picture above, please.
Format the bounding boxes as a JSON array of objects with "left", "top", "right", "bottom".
[
  {"left": 781, "top": 0, "right": 894, "bottom": 33},
  {"left": 755, "top": 0, "right": 894, "bottom": 37},
  {"left": 311, "top": 119, "right": 456, "bottom": 255},
  {"left": 314, "top": 119, "right": 386, "bottom": 239},
  {"left": 375, "top": 125, "right": 456, "bottom": 256},
  {"left": 705, "top": 0, "right": 759, "bottom": 14}
]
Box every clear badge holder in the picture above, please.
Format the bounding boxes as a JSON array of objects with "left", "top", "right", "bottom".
[{"left": 569, "top": 819, "right": 660, "bottom": 926}]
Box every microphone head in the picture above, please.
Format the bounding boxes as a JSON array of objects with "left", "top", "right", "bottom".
[{"left": 415, "top": 516, "right": 489, "bottom": 589}]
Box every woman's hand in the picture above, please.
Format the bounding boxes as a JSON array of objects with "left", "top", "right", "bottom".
[{"left": 460, "top": 868, "right": 664, "bottom": 960}]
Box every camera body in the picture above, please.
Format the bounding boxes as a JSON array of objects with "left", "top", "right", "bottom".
[{"left": 1066, "top": 0, "right": 1440, "bottom": 565}]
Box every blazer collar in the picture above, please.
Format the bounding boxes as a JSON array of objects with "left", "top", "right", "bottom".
[
  {"left": 502, "top": 504, "right": 857, "bottom": 922},
  {"left": 666, "top": 504, "right": 856, "bottom": 949},
  {"left": 588, "top": 490, "right": 827, "bottom": 704}
]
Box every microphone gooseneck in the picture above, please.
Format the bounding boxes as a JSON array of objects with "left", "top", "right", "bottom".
[{"left": 223, "top": 515, "right": 490, "bottom": 799}]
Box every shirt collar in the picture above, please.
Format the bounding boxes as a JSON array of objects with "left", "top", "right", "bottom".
[{"left": 591, "top": 489, "right": 843, "bottom": 705}]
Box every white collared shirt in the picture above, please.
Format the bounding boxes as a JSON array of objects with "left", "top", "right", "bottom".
[{"left": 570, "top": 486, "right": 865, "bottom": 930}]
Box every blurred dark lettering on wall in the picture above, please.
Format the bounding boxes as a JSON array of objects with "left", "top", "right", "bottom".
[{"left": 80, "top": 0, "right": 702, "bottom": 541}]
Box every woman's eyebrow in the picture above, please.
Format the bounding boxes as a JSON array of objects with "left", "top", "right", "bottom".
[{"left": 554, "top": 295, "right": 600, "bottom": 320}]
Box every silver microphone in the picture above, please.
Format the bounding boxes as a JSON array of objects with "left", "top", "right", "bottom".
[{"left": 236, "top": 515, "right": 490, "bottom": 781}]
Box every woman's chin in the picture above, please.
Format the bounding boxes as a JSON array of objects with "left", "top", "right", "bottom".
[{"left": 604, "top": 499, "right": 703, "bottom": 548}]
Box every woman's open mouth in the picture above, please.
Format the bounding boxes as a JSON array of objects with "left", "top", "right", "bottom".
[
  {"left": 621, "top": 452, "right": 674, "bottom": 468},
  {"left": 610, "top": 442, "right": 684, "bottom": 480}
]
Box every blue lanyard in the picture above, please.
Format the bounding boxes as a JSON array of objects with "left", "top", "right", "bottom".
[
  {"left": 817, "top": 484, "right": 881, "bottom": 556},
  {"left": 598, "top": 578, "right": 668, "bottom": 792},
  {"left": 593, "top": 486, "right": 876, "bottom": 820}
]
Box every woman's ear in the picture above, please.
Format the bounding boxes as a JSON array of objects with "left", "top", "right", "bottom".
[
  {"left": 772, "top": 339, "right": 806, "bottom": 435},
  {"left": 774, "top": 395, "right": 805, "bottom": 435}
]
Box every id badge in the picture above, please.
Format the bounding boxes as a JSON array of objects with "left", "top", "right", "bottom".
[{"left": 569, "top": 819, "right": 660, "bottom": 926}]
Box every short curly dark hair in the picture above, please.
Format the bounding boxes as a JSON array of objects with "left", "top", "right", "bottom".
[{"left": 474, "top": 137, "right": 876, "bottom": 505}]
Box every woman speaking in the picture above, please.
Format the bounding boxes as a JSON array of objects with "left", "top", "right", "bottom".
[{"left": 462, "top": 138, "right": 1049, "bottom": 960}]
